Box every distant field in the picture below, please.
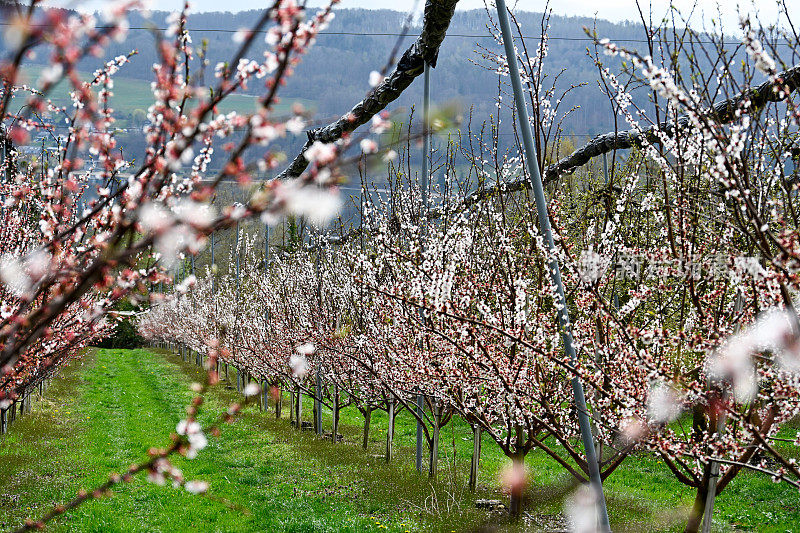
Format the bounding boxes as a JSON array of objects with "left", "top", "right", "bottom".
[{"left": 10, "top": 65, "right": 314, "bottom": 127}]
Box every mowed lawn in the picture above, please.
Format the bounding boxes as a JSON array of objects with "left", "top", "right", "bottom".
[{"left": 0, "top": 347, "right": 798, "bottom": 532}]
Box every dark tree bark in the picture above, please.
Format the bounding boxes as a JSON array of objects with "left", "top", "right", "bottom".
[{"left": 275, "top": 0, "right": 459, "bottom": 180}]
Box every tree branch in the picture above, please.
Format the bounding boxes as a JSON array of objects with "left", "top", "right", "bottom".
[
  {"left": 275, "top": 0, "right": 459, "bottom": 181},
  {"left": 452, "top": 63, "right": 800, "bottom": 212}
]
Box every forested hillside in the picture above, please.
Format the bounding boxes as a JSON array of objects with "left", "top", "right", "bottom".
[{"left": 11, "top": 8, "right": 650, "bottom": 135}]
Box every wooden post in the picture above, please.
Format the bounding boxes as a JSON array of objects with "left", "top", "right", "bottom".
[
  {"left": 385, "top": 398, "right": 395, "bottom": 463},
  {"left": 429, "top": 401, "right": 441, "bottom": 479},
  {"left": 362, "top": 408, "right": 371, "bottom": 450},
  {"left": 469, "top": 425, "right": 481, "bottom": 492}
]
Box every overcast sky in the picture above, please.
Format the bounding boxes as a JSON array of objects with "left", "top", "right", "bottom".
[{"left": 43, "top": 0, "right": 798, "bottom": 32}]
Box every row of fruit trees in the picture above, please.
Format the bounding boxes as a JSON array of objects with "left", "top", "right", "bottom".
[{"left": 1, "top": 0, "right": 800, "bottom": 531}]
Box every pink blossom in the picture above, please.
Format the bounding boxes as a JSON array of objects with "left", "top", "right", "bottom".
[
  {"left": 359, "top": 139, "right": 378, "bottom": 154},
  {"left": 303, "top": 141, "right": 337, "bottom": 165}
]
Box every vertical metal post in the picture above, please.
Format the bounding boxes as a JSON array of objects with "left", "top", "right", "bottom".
[
  {"left": 494, "top": 0, "right": 610, "bottom": 528},
  {"left": 415, "top": 393, "right": 424, "bottom": 472},
  {"left": 315, "top": 366, "right": 322, "bottom": 435},
  {"left": 264, "top": 222, "right": 269, "bottom": 274},
  {"left": 2, "top": 129, "right": 6, "bottom": 183},
  {"left": 421, "top": 62, "right": 431, "bottom": 211},
  {"left": 701, "top": 293, "right": 744, "bottom": 532},
  {"left": 211, "top": 231, "right": 216, "bottom": 294},
  {"left": 235, "top": 220, "right": 241, "bottom": 290},
  {"left": 415, "top": 60, "right": 432, "bottom": 476},
  {"left": 314, "top": 237, "right": 323, "bottom": 436},
  {"left": 264, "top": 221, "right": 270, "bottom": 359}
]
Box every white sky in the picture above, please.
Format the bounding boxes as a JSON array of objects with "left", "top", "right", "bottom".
[{"left": 42, "top": 0, "right": 799, "bottom": 32}]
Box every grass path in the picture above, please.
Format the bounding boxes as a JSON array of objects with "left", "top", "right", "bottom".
[
  {"left": 0, "top": 349, "right": 497, "bottom": 532},
  {"left": 0, "top": 348, "right": 798, "bottom": 532}
]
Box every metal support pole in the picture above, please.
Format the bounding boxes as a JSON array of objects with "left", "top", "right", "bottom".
[
  {"left": 421, "top": 61, "right": 431, "bottom": 210},
  {"left": 415, "top": 393, "right": 424, "bottom": 473},
  {"left": 235, "top": 220, "right": 241, "bottom": 290},
  {"left": 494, "top": 0, "right": 609, "bottom": 528},
  {"left": 701, "top": 293, "right": 744, "bottom": 532},
  {"left": 315, "top": 367, "right": 322, "bottom": 435},
  {"left": 414, "top": 61, "right": 432, "bottom": 476},
  {"left": 211, "top": 231, "right": 216, "bottom": 294},
  {"left": 265, "top": 222, "right": 270, "bottom": 269}
]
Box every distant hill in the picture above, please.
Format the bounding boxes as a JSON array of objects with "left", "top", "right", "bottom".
[{"left": 7, "top": 8, "right": 656, "bottom": 138}]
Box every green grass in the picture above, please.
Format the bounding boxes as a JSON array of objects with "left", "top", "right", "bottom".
[{"left": 0, "top": 348, "right": 798, "bottom": 532}]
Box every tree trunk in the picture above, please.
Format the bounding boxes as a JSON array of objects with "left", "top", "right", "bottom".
[
  {"left": 429, "top": 402, "right": 441, "bottom": 479},
  {"left": 0, "top": 407, "right": 7, "bottom": 435},
  {"left": 469, "top": 425, "right": 481, "bottom": 492},
  {"left": 289, "top": 388, "right": 295, "bottom": 425},
  {"left": 509, "top": 426, "right": 526, "bottom": 518},
  {"left": 295, "top": 386, "right": 302, "bottom": 430},
  {"left": 275, "top": 385, "right": 282, "bottom": 419},
  {"left": 385, "top": 398, "right": 395, "bottom": 462},
  {"left": 362, "top": 408, "right": 371, "bottom": 450},
  {"left": 332, "top": 386, "right": 340, "bottom": 443},
  {"left": 509, "top": 455, "right": 524, "bottom": 518},
  {"left": 684, "top": 485, "right": 708, "bottom": 533}
]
